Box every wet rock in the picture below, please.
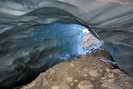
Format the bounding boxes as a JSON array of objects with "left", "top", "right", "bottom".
[{"left": 16, "top": 52, "right": 133, "bottom": 89}]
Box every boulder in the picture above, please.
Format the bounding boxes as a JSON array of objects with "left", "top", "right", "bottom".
[{"left": 16, "top": 51, "right": 133, "bottom": 89}]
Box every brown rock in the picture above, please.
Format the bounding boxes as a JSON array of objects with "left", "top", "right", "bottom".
[
  {"left": 15, "top": 52, "right": 133, "bottom": 89},
  {"left": 78, "top": 80, "right": 94, "bottom": 89}
]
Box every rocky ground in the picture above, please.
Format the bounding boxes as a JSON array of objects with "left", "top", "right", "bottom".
[{"left": 15, "top": 51, "right": 133, "bottom": 89}]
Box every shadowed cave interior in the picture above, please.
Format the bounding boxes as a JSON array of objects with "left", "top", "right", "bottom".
[{"left": 0, "top": 1, "right": 133, "bottom": 88}]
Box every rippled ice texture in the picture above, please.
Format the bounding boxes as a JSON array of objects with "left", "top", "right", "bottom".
[
  {"left": 0, "top": 20, "right": 102, "bottom": 88},
  {"left": 0, "top": 0, "right": 133, "bottom": 88}
]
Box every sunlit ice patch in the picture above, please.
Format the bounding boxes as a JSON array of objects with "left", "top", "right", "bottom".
[{"left": 80, "top": 28, "right": 103, "bottom": 54}]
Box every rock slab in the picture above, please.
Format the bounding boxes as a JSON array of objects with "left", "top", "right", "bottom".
[{"left": 16, "top": 54, "right": 133, "bottom": 89}]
